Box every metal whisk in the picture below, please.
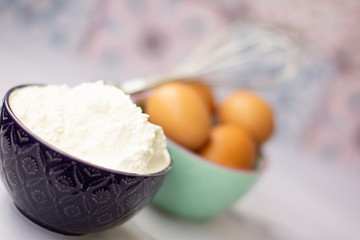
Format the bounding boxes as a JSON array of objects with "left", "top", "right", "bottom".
[{"left": 115, "top": 21, "right": 300, "bottom": 95}]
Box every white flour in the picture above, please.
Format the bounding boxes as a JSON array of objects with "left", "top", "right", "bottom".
[{"left": 9, "top": 81, "right": 170, "bottom": 174}]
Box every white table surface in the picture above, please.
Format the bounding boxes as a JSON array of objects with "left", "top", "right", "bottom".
[{"left": 1, "top": 44, "right": 360, "bottom": 240}]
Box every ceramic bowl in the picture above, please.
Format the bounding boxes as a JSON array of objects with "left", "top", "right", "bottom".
[
  {"left": 151, "top": 138, "right": 265, "bottom": 219},
  {"left": 0, "top": 85, "right": 172, "bottom": 235},
  {"left": 133, "top": 90, "right": 266, "bottom": 219}
]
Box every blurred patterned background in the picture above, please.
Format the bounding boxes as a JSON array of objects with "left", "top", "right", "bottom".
[{"left": 0, "top": 0, "right": 359, "bottom": 174}]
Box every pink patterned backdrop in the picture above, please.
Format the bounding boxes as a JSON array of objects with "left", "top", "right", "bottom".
[
  {"left": 226, "top": 0, "right": 360, "bottom": 171},
  {"left": 0, "top": 0, "right": 359, "bottom": 172}
]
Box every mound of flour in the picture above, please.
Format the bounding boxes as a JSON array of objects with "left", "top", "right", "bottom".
[{"left": 9, "top": 81, "right": 170, "bottom": 174}]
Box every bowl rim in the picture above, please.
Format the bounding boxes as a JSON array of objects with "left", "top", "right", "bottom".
[
  {"left": 3, "top": 84, "right": 173, "bottom": 177},
  {"left": 167, "top": 137, "right": 266, "bottom": 176}
]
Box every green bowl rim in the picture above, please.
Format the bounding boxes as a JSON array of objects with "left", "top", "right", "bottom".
[{"left": 167, "top": 138, "right": 266, "bottom": 175}]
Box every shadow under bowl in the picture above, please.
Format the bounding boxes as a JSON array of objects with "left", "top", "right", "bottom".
[{"left": 0, "top": 85, "right": 172, "bottom": 235}]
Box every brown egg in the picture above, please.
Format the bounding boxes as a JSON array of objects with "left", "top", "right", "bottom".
[
  {"left": 145, "top": 82, "right": 211, "bottom": 151},
  {"left": 199, "top": 124, "right": 256, "bottom": 169},
  {"left": 185, "top": 80, "right": 215, "bottom": 114},
  {"left": 218, "top": 90, "right": 274, "bottom": 145}
]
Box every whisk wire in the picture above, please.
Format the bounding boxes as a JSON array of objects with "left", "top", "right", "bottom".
[{"left": 117, "top": 21, "right": 300, "bottom": 95}]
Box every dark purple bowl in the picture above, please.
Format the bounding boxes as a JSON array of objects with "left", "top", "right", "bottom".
[{"left": 0, "top": 85, "right": 172, "bottom": 235}]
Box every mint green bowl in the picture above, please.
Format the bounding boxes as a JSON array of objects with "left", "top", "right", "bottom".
[{"left": 151, "top": 139, "right": 265, "bottom": 219}]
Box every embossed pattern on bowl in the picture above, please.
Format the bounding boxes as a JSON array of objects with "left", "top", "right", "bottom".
[{"left": 0, "top": 85, "right": 172, "bottom": 235}]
